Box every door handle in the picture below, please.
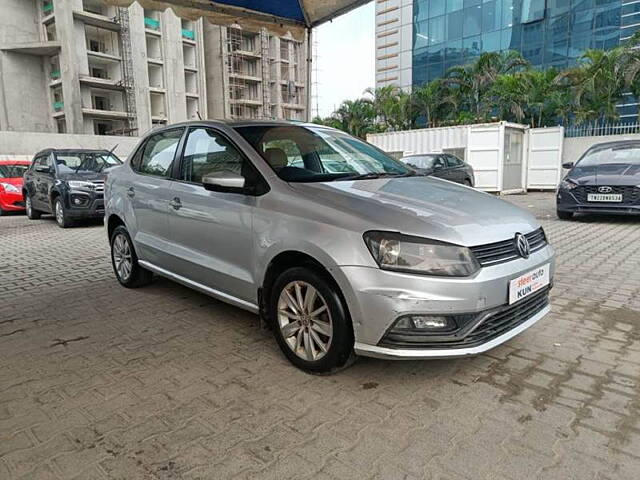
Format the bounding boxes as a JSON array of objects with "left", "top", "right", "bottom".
[
  {"left": 127, "top": 187, "right": 135, "bottom": 198},
  {"left": 169, "top": 197, "right": 182, "bottom": 210}
]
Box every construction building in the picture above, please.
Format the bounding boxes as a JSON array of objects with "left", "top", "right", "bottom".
[{"left": 0, "top": 0, "right": 308, "bottom": 140}]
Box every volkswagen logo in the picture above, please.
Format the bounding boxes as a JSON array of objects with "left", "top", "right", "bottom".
[
  {"left": 515, "top": 233, "right": 530, "bottom": 259},
  {"left": 598, "top": 186, "right": 613, "bottom": 193}
]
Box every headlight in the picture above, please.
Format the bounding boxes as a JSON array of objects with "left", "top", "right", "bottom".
[
  {"left": 67, "top": 180, "right": 94, "bottom": 189},
  {"left": 363, "top": 231, "right": 480, "bottom": 277},
  {"left": 0, "top": 182, "right": 20, "bottom": 193},
  {"left": 559, "top": 180, "right": 577, "bottom": 190}
]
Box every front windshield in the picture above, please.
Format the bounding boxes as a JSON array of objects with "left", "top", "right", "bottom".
[
  {"left": 578, "top": 145, "right": 640, "bottom": 167},
  {"left": 0, "top": 164, "right": 28, "bottom": 178},
  {"left": 235, "top": 125, "right": 412, "bottom": 182},
  {"left": 55, "top": 152, "right": 122, "bottom": 174},
  {"left": 401, "top": 155, "right": 438, "bottom": 170}
]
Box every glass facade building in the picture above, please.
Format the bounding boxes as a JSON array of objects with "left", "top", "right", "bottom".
[{"left": 411, "top": 0, "right": 640, "bottom": 95}]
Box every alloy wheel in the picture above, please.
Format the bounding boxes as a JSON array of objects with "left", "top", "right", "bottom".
[
  {"left": 112, "top": 233, "right": 133, "bottom": 282},
  {"left": 277, "top": 281, "right": 333, "bottom": 361},
  {"left": 55, "top": 200, "right": 64, "bottom": 225}
]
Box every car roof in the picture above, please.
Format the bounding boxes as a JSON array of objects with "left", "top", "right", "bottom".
[
  {"left": 0, "top": 159, "right": 31, "bottom": 165},
  {"left": 402, "top": 153, "right": 441, "bottom": 157},
  {"left": 33, "top": 148, "right": 115, "bottom": 157},
  {"left": 587, "top": 140, "right": 640, "bottom": 152},
  {"left": 145, "top": 119, "right": 332, "bottom": 135}
]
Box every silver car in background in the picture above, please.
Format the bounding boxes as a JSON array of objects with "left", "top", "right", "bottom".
[{"left": 105, "top": 121, "right": 554, "bottom": 373}]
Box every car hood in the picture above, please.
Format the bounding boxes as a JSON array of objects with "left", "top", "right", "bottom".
[
  {"left": 57, "top": 172, "right": 107, "bottom": 182},
  {"left": 290, "top": 176, "right": 539, "bottom": 246},
  {"left": 566, "top": 163, "right": 640, "bottom": 186}
]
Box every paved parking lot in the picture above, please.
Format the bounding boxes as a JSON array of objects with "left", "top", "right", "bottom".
[{"left": 1, "top": 192, "right": 640, "bottom": 480}]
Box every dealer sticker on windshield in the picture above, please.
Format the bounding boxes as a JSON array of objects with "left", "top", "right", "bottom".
[{"left": 509, "top": 264, "right": 550, "bottom": 305}]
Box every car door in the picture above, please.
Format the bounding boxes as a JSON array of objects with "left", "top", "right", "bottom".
[
  {"left": 33, "top": 154, "right": 55, "bottom": 211},
  {"left": 166, "top": 126, "right": 260, "bottom": 304},
  {"left": 430, "top": 155, "right": 454, "bottom": 181},
  {"left": 128, "top": 128, "right": 184, "bottom": 266},
  {"left": 444, "top": 154, "right": 465, "bottom": 184}
]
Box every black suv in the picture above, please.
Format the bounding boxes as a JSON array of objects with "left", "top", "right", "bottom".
[{"left": 23, "top": 149, "right": 122, "bottom": 227}]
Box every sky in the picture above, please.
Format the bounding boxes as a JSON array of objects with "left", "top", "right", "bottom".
[{"left": 313, "top": 3, "right": 375, "bottom": 118}]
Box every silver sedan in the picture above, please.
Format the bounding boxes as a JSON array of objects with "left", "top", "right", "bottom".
[{"left": 105, "top": 120, "right": 554, "bottom": 373}]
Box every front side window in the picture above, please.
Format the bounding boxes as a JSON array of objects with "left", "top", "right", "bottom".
[
  {"left": 445, "top": 155, "right": 463, "bottom": 167},
  {"left": 180, "top": 127, "right": 246, "bottom": 184},
  {"left": 235, "top": 125, "right": 410, "bottom": 183},
  {"left": 55, "top": 152, "right": 122, "bottom": 173},
  {"left": 137, "top": 129, "right": 183, "bottom": 177},
  {"left": 34, "top": 155, "right": 53, "bottom": 170}
]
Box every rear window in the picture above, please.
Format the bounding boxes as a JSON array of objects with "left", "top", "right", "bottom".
[{"left": 0, "top": 164, "right": 29, "bottom": 178}]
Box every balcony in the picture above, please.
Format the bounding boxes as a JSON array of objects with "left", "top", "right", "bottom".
[
  {"left": 73, "top": 10, "right": 121, "bottom": 32},
  {"left": 0, "top": 41, "right": 61, "bottom": 56},
  {"left": 182, "top": 29, "right": 195, "bottom": 41},
  {"left": 144, "top": 17, "right": 160, "bottom": 31},
  {"left": 79, "top": 75, "right": 123, "bottom": 90}
]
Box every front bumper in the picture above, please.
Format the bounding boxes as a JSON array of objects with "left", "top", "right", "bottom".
[
  {"left": 557, "top": 191, "right": 640, "bottom": 215},
  {"left": 333, "top": 245, "right": 554, "bottom": 359},
  {"left": 0, "top": 192, "right": 25, "bottom": 211},
  {"left": 64, "top": 190, "right": 105, "bottom": 219}
]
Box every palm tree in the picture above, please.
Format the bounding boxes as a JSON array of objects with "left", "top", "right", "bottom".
[
  {"left": 490, "top": 73, "right": 528, "bottom": 123},
  {"left": 556, "top": 48, "right": 628, "bottom": 124},
  {"left": 445, "top": 51, "right": 529, "bottom": 121},
  {"left": 411, "top": 79, "right": 455, "bottom": 127},
  {"left": 331, "top": 98, "right": 377, "bottom": 139}
]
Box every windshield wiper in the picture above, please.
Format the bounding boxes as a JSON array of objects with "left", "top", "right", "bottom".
[{"left": 334, "top": 172, "right": 414, "bottom": 181}]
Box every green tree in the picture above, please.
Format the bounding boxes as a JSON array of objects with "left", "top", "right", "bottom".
[
  {"left": 411, "top": 79, "right": 455, "bottom": 127},
  {"left": 445, "top": 51, "right": 529, "bottom": 121}
]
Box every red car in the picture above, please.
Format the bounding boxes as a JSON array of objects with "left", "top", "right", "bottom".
[{"left": 0, "top": 160, "right": 31, "bottom": 215}]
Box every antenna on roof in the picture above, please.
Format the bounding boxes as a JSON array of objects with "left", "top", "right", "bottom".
[
  {"left": 196, "top": 110, "right": 202, "bottom": 120},
  {"left": 108, "top": 144, "right": 119, "bottom": 155}
]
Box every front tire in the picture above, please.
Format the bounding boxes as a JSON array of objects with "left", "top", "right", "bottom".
[
  {"left": 270, "top": 267, "right": 355, "bottom": 374},
  {"left": 54, "top": 198, "right": 73, "bottom": 228},
  {"left": 557, "top": 209, "right": 573, "bottom": 220},
  {"left": 464, "top": 178, "right": 473, "bottom": 187},
  {"left": 110, "top": 225, "right": 153, "bottom": 288},
  {"left": 25, "top": 195, "right": 42, "bottom": 220}
]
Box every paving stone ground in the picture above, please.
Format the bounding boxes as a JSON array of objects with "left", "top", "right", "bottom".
[{"left": 1, "top": 192, "right": 639, "bottom": 479}]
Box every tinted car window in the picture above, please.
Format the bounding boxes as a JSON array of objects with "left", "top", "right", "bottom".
[
  {"left": 34, "top": 155, "right": 52, "bottom": 170},
  {"left": 180, "top": 127, "right": 245, "bottom": 183},
  {"left": 578, "top": 145, "right": 640, "bottom": 167},
  {"left": 137, "top": 129, "right": 183, "bottom": 177},
  {"left": 445, "top": 155, "right": 463, "bottom": 167},
  {"left": 401, "top": 155, "right": 440, "bottom": 169}
]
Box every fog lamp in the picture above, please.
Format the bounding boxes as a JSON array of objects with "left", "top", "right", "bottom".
[{"left": 394, "top": 315, "right": 453, "bottom": 331}]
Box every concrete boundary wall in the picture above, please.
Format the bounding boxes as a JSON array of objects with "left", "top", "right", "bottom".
[{"left": 0, "top": 131, "right": 142, "bottom": 161}]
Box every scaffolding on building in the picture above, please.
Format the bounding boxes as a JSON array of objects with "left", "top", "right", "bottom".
[
  {"left": 115, "top": 7, "right": 137, "bottom": 135},
  {"left": 260, "top": 28, "right": 271, "bottom": 119}
]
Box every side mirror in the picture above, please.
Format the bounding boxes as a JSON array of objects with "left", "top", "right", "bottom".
[
  {"left": 433, "top": 163, "right": 444, "bottom": 170},
  {"left": 35, "top": 165, "right": 52, "bottom": 174},
  {"left": 202, "top": 172, "right": 246, "bottom": 193},
  {"left": 562, "top": 162, "right": 574, "bottom": 169}
]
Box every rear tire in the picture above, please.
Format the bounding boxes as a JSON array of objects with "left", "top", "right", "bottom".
[
  {"left": 464, "top": 179, "right": 473, "bottom": 187},
  {"left": 110, "top": 225, "right": 153, "bottom": 288},
  {"left": 270, "top": 267, "right": 355, "bottom": 374},
  {"left": 557, "top": 209, "right": 573, "bottom": 220},
  {"left": 25, "top": 195, "right": 42, "bottom": 220}
]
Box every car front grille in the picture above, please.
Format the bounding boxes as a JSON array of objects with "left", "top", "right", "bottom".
[
  {"left": 572, "top": 186, "right": 640, "bottom": 205},
  {"left": 470, "top": 228, "right": 547, "bottom": 267},
  {"left": 379, "top": 287, "right": 550, "bottom": 350},
  {"left": 92, "top": 181, "right": 105, "bottom": 192}
]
